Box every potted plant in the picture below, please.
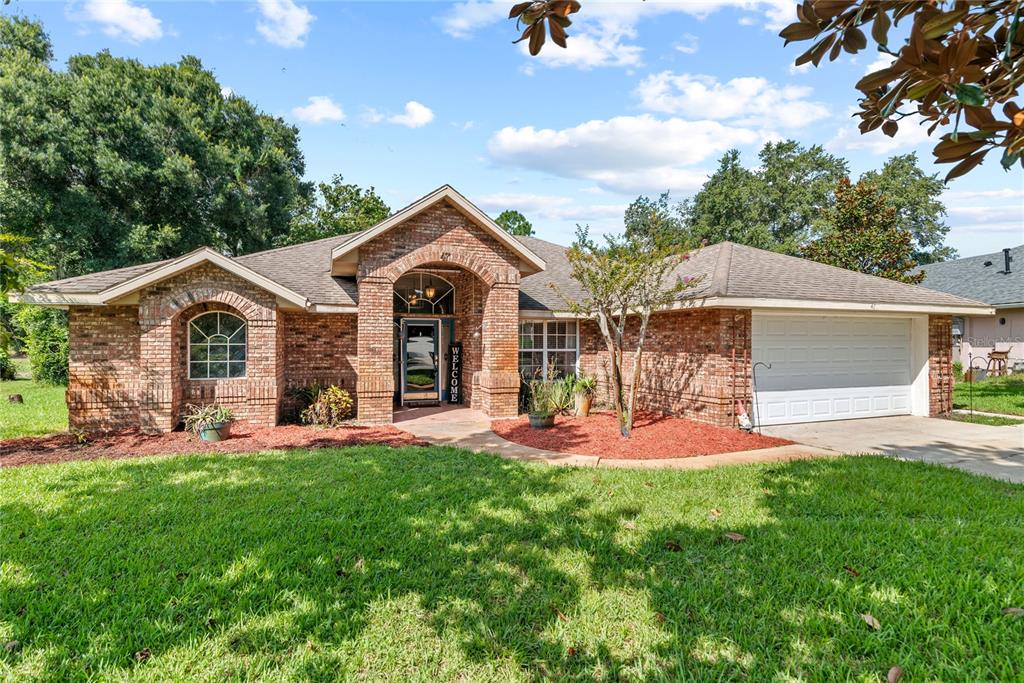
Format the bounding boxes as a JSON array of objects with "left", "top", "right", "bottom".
[
  {"left": 527, "top": 378, "right": 556, "bottom": 428},
  {"left": 183, "top": 403, "right": 235, "bottom": 442},
  {"left": 573, "top": 374, "right": 597, "bottom": 417}
]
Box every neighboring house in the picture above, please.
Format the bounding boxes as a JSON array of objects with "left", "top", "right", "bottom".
[
  {"left": 15, "top": 185, "right": 992, "bottom": 432},
  {"left": 919, "top": 245, "right": 1023, "bottom": 371}
]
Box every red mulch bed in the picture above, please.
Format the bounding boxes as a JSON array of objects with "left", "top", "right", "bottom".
[
  {"left": 0, "top": 423, "right": 425, "bottom": 468},
  {"left": 491, "top": 411, "right": 792, "bottom": 460}
]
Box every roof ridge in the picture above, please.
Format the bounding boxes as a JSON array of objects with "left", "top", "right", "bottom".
[
  {"left": 236, "top": 230, "right": 369, "bottom": 260},
  {"left": 709, "top": 242, "right": 733, "bottom": 296}
]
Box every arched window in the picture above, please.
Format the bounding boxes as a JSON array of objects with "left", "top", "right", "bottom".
[
  {"left": 188, "top": 312, "right": 246, "bottom": 379},
  {"left": 393, "top": 272, "right": 454, "bottom": 315}
]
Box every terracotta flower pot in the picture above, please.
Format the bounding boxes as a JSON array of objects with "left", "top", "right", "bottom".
[
  {"left": 528, "top": 413, "right": 555, "bottom": 429},
  {"left": 574, "top": 393, "right": 593, "bottom": 417}
]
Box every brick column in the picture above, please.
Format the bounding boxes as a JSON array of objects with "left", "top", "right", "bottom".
[
  {"left": 475, "top": 280, "right": 520, "bottom": 417},
  {"left": 357, "top": 276, "right": 395, "bottom": 423},
  {"left": 928, "top": 314, "right": 953, "bottom": 416},
  {"left": 138, "top": 317, "right": 178, "bottom": 433}
]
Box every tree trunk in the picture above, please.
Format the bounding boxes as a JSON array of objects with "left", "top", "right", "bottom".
[{"left": 623, "top": 310, "right": 652, "bottom": 438}]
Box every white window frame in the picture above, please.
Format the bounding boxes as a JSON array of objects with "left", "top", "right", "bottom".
[
  {"left": 518, "top": 319, "right": 580, "bottom": 380},
  {"left": 187, "top": 311, "right": 248, "bottom": 380}
]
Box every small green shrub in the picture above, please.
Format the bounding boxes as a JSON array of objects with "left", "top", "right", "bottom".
[
  {"left": 573, "top": 373, "right": 597, "bottom": 396},
  {"left": 183, "top": 404, "right": 235, "bottom": 434},
  {"left": 301, "top": 385, "right": 353, "bottom": 426},
  {"left": 0, "top": 347, "right": 16, "bottom": 381},
  {"left": 953, "top": 360, "right": 964, "bottom": 382},
  {"left": 14, "top": 306, "right": 68, "bottom": 385},
  {"left": 551, "top": 375, "right": 575, "bottom": 414}
]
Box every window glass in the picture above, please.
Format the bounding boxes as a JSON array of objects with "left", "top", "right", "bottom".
[
  {"left": 394, "top": 273, "right": 455, "bottom": 315},
  {"left": 517, "top": 321, "right": 578, "bottom": 380},
  {"left": 189, "top": 312, "right": 247, "bottom": 379}
]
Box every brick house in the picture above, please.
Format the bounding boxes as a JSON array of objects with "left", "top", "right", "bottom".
[{"left": 16, "top": 185, "right": 993, "bottom": 433}]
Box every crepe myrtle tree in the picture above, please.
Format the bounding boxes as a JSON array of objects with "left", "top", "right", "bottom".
[{"left": 553, "top": 225, "right": 697, "bottom": 438}]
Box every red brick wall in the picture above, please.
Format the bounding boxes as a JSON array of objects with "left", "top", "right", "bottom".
[
  {"left": 355, "top": 201, "right": 521, "bottom": 422},
  {"left": 280, "top": 311, "right": 358, "bottom": 419},
  {"left": 137, "top": 263, "right": 283, "bottom": 431},
  {"left": 67, "top": 306, "right": 141, "bottom": 431},
  {"left": 928, "top": 314, "right": 953, "bottom": 416},
  {"left": 578, "top": 308, "right": 752, "bottom": 427}
]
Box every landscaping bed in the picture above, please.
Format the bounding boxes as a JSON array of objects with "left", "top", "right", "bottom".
[
  {"left": 491, "top": 411, "right": 792, "bottom": 459},
  {"left": 0, "top": 423, "right": 424, "bottom": 467}
]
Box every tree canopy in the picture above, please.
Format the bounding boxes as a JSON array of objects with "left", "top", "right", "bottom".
[
  {"left": 802, "top": 177, "right": 926, "bottom": 284},
  {"left": 0, "top": 17, "right": 307, "bottom": 278},
  {"left": 495, "top": 209, "right": 535, "bottom": 236},
  {"left": 276, "top": 175, "right": 390, "bottom": 247},
  {"left": 623, "top": 141, "right": 953, "bottom": 265}
]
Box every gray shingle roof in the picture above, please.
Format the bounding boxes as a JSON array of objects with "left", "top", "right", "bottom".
[
  {"left": 917, "top": 245, "right": 1023, "bottom": 308},
  {"left": 24, "top": 233, "right": 989, "bottom": 312}
]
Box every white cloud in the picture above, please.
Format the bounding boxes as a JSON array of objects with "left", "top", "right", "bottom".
[
  {"left": 488, "top": 114, "right": 755, "bottom": 194},
  {"left": 477, "top": 192, "right": 626, "bottom": 223},
  {"left": 635, "top": 72, "right": 829, "bottom": 129},
  {"left": 362, "top": 107, "right": 385, "bottom": 124},
  {"left": 389, "top": 101, "right": 435, "bottom": 128},
  {"left": 291, "top": 96, "right": 345, "bottom": 124},
  {"left": 441, "top": 0, "right": 793, "bottom": 70},
  {"left": 257, "top": 0, "right": 315, "bottom": 48},
  {"left": 79, "top": 0, "right": 163, "bottom": 43},
  {"left": 943, "top": 188, "right": 1024, "bottom": 201},
  {"left": 674, "top": 34, "right": 699, "bottom": 54},
  {"left": 946, "top": 205, "right": 1024, "bottom": 224},
  {"left": 864, "top": 53, "right": 894, "bottom": 74}
]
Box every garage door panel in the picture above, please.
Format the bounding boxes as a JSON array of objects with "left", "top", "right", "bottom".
[{"left": 753, "top": 314, "right": 912, "bottom": 425}]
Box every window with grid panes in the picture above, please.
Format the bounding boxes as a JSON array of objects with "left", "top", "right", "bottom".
[{"left": 518, "top": 320, "right": 577, "bottom": 380}]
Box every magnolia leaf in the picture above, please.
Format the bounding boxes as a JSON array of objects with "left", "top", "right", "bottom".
[
  {"left": 508, "top": 1, "right": 531, "bottom": 19},
  {"left": 842, "top": 27, "right": 867, "bottom": 53},
  {"left": 1002, "top": 607, "right": 1024, "bottom": 616},
  {"left": 549, "top": 17, "right": 567, "bottom": 48},
  {"left": 621, "top": 519, "right": 636, "bottom": 530},
  {"left": 872, "top": 10, "right": 891, "bottom": 45},
  {"left": 922, "top": 8, "right": 968, "bottom": 39},
  {"left": 708, "top": 507, "right": 722, "bottom": 521},
  {"left": 723, "top": 532, "right": 746, "bottom": 542},
  {"left": 887, "top": 665, "right": 905, "bottom": 683},
  {"left": 954, "top": 83, "right": 985, "bottom": 107},
  {"left": 861, "top": 613, "right": 881, "bottom": 630},
  {"left": 1001, "top": 146, "right": 1022, "bottom": 170},
  {"left": 943, "top": 150, "right": 987, "bottom": 181},
  {"left": 882, "top": 120, "right": 899, "bottom": 137},
  {"left": 779, "top": 21, "right": 821, "bottom": 44},
  {"left": 664, "top": 540, "right": 683, "bottom": 552},
  {"left": 528, "top": 21, "right": 546, "bottom": 55},
  {"left": 843, "top": 564, "right": 861, "bottom": 577}
]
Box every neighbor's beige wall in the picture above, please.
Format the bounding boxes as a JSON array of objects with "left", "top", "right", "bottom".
[{"left": 958, "top": 307, "right": 1024, "bottom": 368}]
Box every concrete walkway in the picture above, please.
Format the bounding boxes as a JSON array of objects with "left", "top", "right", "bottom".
[
  {"left": 393, "top": 405, "right": 836, "bottom": 470},
  {"left": 763, "top": 415, "right": 1024, "bottom": 483}
]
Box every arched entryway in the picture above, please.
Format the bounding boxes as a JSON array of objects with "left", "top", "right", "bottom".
[{"left": 356, "top": 252, "right": 520, "bottom": 424}]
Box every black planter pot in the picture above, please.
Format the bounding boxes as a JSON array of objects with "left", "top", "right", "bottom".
[{"left": 528, "top": 413, "right": 555, "bottom": 429}]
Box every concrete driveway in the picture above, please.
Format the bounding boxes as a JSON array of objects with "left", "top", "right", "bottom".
[{"left": 762, "top": 416, "right": 1024, "bottom": 483}]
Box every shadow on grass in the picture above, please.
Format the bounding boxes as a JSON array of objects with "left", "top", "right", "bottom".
[{"left": 2, "top": 448, "right": 1023, "bottom": 680}]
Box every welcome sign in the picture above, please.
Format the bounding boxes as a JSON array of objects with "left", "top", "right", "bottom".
[{"left": 448, "top": 342, "right": 463, "bottom": 404}]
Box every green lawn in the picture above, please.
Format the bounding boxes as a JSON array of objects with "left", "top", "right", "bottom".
[
  {"left": 947, "top": 412, "right": 1024, "bottom": 427},
  {"left": 0, "top": 377, "right": 68, "bottom": 440},
  {"left": 954, "top": 375, "right": 1024, "bottom": 416},
  {"left": 2, "top": 447, "right": 1022, "bottom": 681}
]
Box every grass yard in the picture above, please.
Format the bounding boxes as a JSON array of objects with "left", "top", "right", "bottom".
[
  {"left": 2, "top": 447, "right": 1023, "bottom": 681},
  {"left": 0, "top": 377, "right": 68, "bottom": 440},
  {"left": 947, "top": 412, "right": 1024, "bottom": 427},
  {"left": 953, "top": 374, "right": 1024, "bottom": 416}
]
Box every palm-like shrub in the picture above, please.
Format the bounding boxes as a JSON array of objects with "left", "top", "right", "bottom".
[{"left": 300, "top": 386, "right": 354, "bottom": 427}]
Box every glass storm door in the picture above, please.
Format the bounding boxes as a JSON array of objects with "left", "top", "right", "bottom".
[{"left": 402, "top": 319, "right": 439, "bottom": 402}]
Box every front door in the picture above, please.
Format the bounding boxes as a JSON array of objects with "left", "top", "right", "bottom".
[{"left": 402, "top": 319, "right": 440, "bottom": 403}]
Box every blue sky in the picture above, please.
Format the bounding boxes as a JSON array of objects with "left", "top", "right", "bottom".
[{"left": 14, "top": 0, "right": 1024, "bottom": 257}]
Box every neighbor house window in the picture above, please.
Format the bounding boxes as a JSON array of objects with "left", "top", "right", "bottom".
[
  {"left": 188, "top": 312, "right": 246, "bottom": 379},
  {"left": 519, "top": 320, "right": 578, "bottom": 380}
]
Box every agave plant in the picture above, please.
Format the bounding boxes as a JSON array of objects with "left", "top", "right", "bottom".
[{"left": 509, "top": 0, "right": 581, "bottom": 55}]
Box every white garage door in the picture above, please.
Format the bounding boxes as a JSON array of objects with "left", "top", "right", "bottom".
[{"left": 752, "top": 314, "right": 912, "bottom": 426}]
